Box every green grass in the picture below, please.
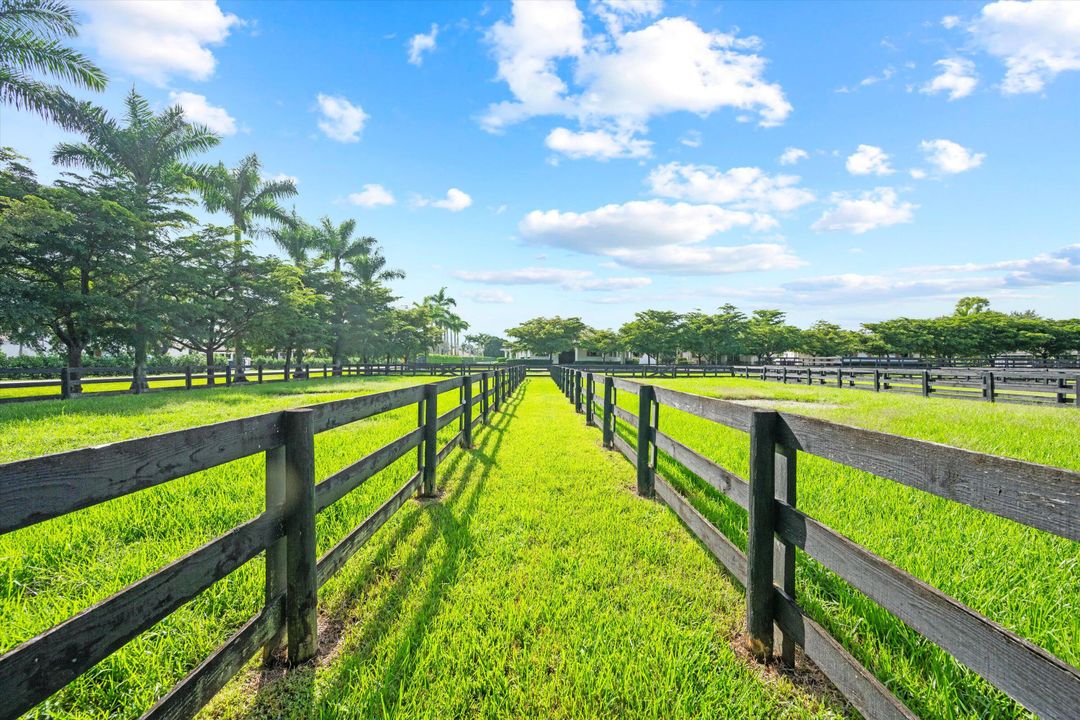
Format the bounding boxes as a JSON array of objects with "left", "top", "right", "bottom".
[
  {"left": 2, "top": 377, "right": 842, "bottom": 719},
  {"left": 602, "top": 377, "right": 1080, "bottom": 719}
]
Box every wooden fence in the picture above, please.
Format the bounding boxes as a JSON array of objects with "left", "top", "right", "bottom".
[
  {"left": 0, "top": 362, "right": 508, "bottom": 404},
  {"left": 0, "top": 366, "right": 525, "bottom": 720},
  {"left": 556, "top": 366, "right": 1080, "bottom": 720},
  {"left": 561, "top": 363, "right": 1080, "bottom": 408}
]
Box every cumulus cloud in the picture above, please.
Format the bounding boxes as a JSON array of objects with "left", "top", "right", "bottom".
[
  {"left": 971, "top": 0, "right": 1080, "bottom": 94},
  {"left": 778, "top": 147, "right": 808, "bottom": 165},
  {"left": 545, "top": 127, "right": 652, "bottom": 159},
  {"left": 920, "top": 139, "right": 985, "bottom": 173},
  {"left": 646, "top": 162, "right": 814, "bottom": 213},
  {"left": 845, "top": 144, "right": 894, "bottom": 176},
  {"left": 482, "top": 2, "right": 790, "bottom": 157},
  {"left": 168, "top": 91, "right": 236, "bottom": 135},
  {"left": 518, "top": 199, "right": 800, "bottom": 274},
  {"left": 462, "top": 289, "right": 514, "bottom": 304},
  {"left": 81, "top": 0, "right": 241, "bottom": 85},
  {"left": 416, "top": 188, "right": 473, "bottom": 211},
  {"left": 408, "top": 23, "right": 438, "bottom": 65},
  {"left": 811, "top": 187, "right": 916, "bottom": 234},
  {"left": 454, "top": 266, "right": 651, "bottom": 291},
  {"left": 348, "top": 184, "right": 395, "bottom": 208},
  {"left": 941, "top": 15, "right": 962, "bottom": 30},
  {"left": 921, "top": 58, "right": 978, "bottom": 100},
  {"left": 315, "top": 94, "right": 368, "bottom": 142},
  {"left": 906, "top": 244, "right": 1080, "bottom": 286}
]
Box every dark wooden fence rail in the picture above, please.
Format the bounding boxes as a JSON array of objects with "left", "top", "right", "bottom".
[
  {"left": 0, "top": 362, "right": 510, "bottom": 404},
  {"left": 558, "top": 363, "right": 1079, "bottom": 408},
  {"left": 0, "top": 366, "right": 526, "bottom": 720},
  {"left": 555, "top": 366, "right": 1080, "bottom": 720}
]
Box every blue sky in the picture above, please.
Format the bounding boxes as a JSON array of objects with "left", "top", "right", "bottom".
[{"left": 2, "top": 0, "right": 1078, "bottom": 336}]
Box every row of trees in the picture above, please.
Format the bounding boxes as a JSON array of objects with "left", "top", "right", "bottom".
[
  {"left": 0, "top": 2, "right": 470, "bottom": 377},
  {"left": 506, "top": 300, "right": 1080, "bottom": 363}
]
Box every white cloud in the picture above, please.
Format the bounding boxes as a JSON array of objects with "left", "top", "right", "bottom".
[
  {"left": 348, "top": 184, "right": 396, "bottom": 208},
  {"left": 811, "top": 187, "right": 916, "bottom": 234},
  {"left": 408, "top": 23, "right": 439, "bottom": 65},
  {"left": 920, "top": 139, "right": 985, "bottom": 173},
  {"left": 454, "top": 266, "right": 651, "bottom": 291},
  {"left": 518, "top": 199, "right": 800, "bottom": 274},
  {"left": 416, "top": 188, "right": 473, "bottom": 211},
  {"left": 463, "top": 289, "right": 514, "bottom": 304},
  {"left": 646, "top": 162, "right": 814, "bottom": 212},
  {"left": 971, "top": 0, "right": 1080, "bottom": 94},
  {"left": 590, "top": 0, "right": 663, "bottom": 35},
  {"left": 264, "top": 172, "right": 298, "bottom": 185},
  {"left": 482, "top": 3, "right": 790, "bottom": 155},
  {"left": 845, "top": 144, "right": 894, "bottom": 176},
  {"left": 836, "top": 66, "right": 895, "bottom": 93},
  {"left": 168, "top": 91, "right": 236, "bottom": 135},
  {"left": 909, "top": 168, "right": 927, "bottom": 180},
  {"left": 81, "top": 0, "right": 241, "bottom": 85},
  {"left": 545, "top": 127, "right": 652, "bottom": 159},
  {"left": 315, "top": 94, "right": 368, "bottom": 143},
  {"left": 906, "top": 244, "right": 1080, "bottom": 286},
  {"left": 921, "top": 58, "right": 978, "bottom": 100},
  {"left": 941, "top": 15, "right": 962, "bottom": 30},
  {"left": 778, "top": 147, "right": 808, "bottom": 165},
  {"left": 679, "top": 130, "right": 702, "bottom": 148}
]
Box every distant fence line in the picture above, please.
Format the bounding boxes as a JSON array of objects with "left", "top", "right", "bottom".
[
  {"left": 0, "top": 366, "right": 526, "bottom": 719},
  {"left": 0, "top": 362, "right": 509, "bottom": 404},
  {"left": 555, "top": 366, "right": 1080, "bottom": 720},
  {"left": 560, "top": 363, "right": 1080, "bottom": 408},
  {"left": 772, "top": 354, "right": 1080, "bottom": 369}
]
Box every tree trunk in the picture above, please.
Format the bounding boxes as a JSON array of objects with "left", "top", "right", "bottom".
[
  {"left": 131, "top": 326, "right": 149, "bottom": 393},
  {"left": 66, "top": 343, "right": 84, "bottom": 394},
  {"left": 206, "top": 348, "right": 216, "bottom": 386}
]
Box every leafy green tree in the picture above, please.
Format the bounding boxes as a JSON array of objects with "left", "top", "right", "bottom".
[
  {"left": 954, "top": 296, "right": 991, "bottom": 316},
  {"left": 505, "top": 316, "right": 588, "bottom": 357},
  {"left": 620, "top": 310, "right": 683, "bottom": 363},
  {"left": 744, "top": 309, "right": 800, "bottom": 362},
  {"left": 52, "top": 89, "right": 220, "bottom": 385},
  {"left": 247, "top": 264, "right": 327, "bottom": 373},
  {"left": 580, "top": 328, "right": 623, "bottom": 356},
  {"left": 464, "top": 333, "right": 506, "bottom": 358},
  {"left": 0, "top": 0, "right": 106, "bottom": 126},
  {"left": 798, "top": 321, "right": 861, "bottom": 357},
  {"left": 386, "top": 305, "right": 441, "bottom": 363},
  {"left": 270, "top": 209, "right": 317, "bottom": 267},
  {"left": 680, "top": 305, "right": 747, "bottom": 362}
]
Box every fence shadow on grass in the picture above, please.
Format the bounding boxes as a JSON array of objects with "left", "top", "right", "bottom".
[{"left": 238, "top": 383, "right": 528, "bottom": 718}]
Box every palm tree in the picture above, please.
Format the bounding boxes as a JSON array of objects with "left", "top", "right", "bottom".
[
  {"left": 53, "top": 89, "right": 220, "bottom": 388},
  {"left": 422, "top": 287, "right": 468, "bottom": 356},
  {"left": 346, "top": 247, "right": 404, "bottom": 286},
  {"left": 0, "top": 0, "right": 106, "bottom": 126},
  {"left": 270, "top": 209, "right": 316, "bottom": 267},
  {"left": 314, "top": 217, "right": 375, "bottom": 273},
  {"left": 194, "top": 153, "right": 297, "bottom": 379}
]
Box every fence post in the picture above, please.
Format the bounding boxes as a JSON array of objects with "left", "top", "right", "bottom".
[
  {"left": 283, "top": 409, "right": 317, "bottom": 664},
  {"left": 1075, "top": 375, "right": 1080, "bottom": 408},
  {"left": 481, "top": 372, "right": 490, "bottom": 424},
  {"left": 922, "top": 370, "right": 931, "bottom": 397},
  {"left": 985, "top": 371, "right": 995, "bottom": 402},
  {"left": 463, "top": 375, "right": 473, "bottom": 448},
  {"left": 636, "top": 385, "right": 656, "bottom": 497},
  {"left": 603, "top": 377, "right": 615, "bottom": 448},
  {"left": 185, "top": 366, "right": 192, "bottom": 390},
  {"left": 835, "top": 368, "right": 842, "bottom": 388},
  {"left": 873, "top": 369, "right": 881, "bottom": 392},
  {"left": 422, "top": 383, "right": 438, "bottom": 496},
  {"left": 585, "top": 373, "right": 595, "bottom": 425},
  {"left": 746, "top": 409, "right": 777, "bottom": 660},
  {"left": 574, "top": 371, "right": 582, "bottom": 413},
  {"left": 207, "top": 365, "right": 215, "bottom": 387},
  {"left": 773, "top": 444, "right": 797, "bottom": 667},
  {"left": 60, "top": 368, "right": 72, "bottom": 400},
  {"left": 1056, "top": 377, "right": 1066, "bottom": 404},
  {"left": 225, "top": 364, "right": 232, "bottom": 386},
  {"left": 263, "top": 444, "right": 286, "bottom": 663}
]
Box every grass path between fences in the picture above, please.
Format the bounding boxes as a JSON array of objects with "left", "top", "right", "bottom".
[{"left": 203, "top": 378, "right": 844, "bottom": 720}]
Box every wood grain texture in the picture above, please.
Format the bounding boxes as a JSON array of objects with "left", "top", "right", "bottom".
[
  {"left": 775, "top": 501, "right": 1080, "bottom": 719},
  {"left": 308, "top": 385, "right": 424, "bottom": 433},
  {"left": 0, "top": 512, "right": 282, "bottom": 718},
  {"left": 777, "top": 413, "right": 1080, "bottom": 541},
  {"left": 0, "top": 413, "right": 283, "bottom": 535},
  {"left": 652, "top": 386, "right": 752, "bottom": 433}
]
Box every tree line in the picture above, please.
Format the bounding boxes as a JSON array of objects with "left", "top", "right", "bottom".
[
  {"left": 505, "top": 300, "right": 1080, "bottom": 363},
  {"left": 0, "top": 1, "right": 468, "bottom": 379}
]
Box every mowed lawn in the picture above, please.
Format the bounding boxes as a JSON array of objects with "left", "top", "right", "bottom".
[
  {"left": 605, "top": 377, "right": 1080, "bottom": 720},
  {"left": 1, "top": 377, "right": 844, "bottom": 719}
]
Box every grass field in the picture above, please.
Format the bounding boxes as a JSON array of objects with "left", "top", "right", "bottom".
[
  {"left": 1, "top": 377, "right": 842, "bottom": 719},
  {"left": 601, "top": 377, "right": 1080, "bottom": 719}
]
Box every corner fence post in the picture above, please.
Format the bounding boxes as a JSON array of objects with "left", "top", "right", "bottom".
[
  {"left": 263, "top": 444, "right": 287, "bottom": 663},
  {"left": 746, "top": 409, "right": 777, "bottom": 660},
  {"left": 773, "top": 443, "right": 797, "bottom": 667},
  {"left": 463, "top": 375, "right": 473, "bottom": 447},
  {"left": 283, "top": 409, "right": 317, "bottom": 664},
  {"left": 636, "top": 384, "right": 656, "bottom": 497},
  {"left": 422, "top": 383, "right": 438, "bottom": 496},
  {"left": 585, "top": 373, "right": 595, "bottom": 425},
  {"left": 603, "top": 376, "right": 614, "bottom": 448}
]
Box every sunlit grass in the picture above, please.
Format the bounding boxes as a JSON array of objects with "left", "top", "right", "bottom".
[{"left": 600, "top": 377, "right": 1080, "bottom": 719}]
